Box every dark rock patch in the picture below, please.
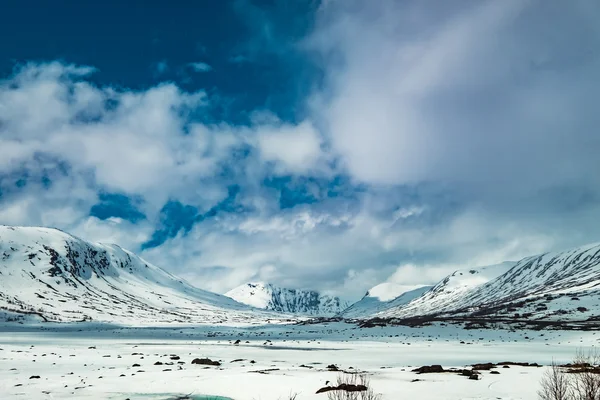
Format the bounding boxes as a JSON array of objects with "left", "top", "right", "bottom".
[
  {"left": 249, "top": 368, "right": 280, "bottom": 374},
  {"left": 191, "top": 358, "right": 221, "bottom": 366},
  {"left": 472, "top": 363, "right": 495, "bottom": 370},
  {"left": 497, "top": 361, "right": 540, "bottom": 367},
  {"left": 412, "top": 365, "right": 444, "bottom": 374},
  {"left": 316, "top": 384, "right": 368, "bottom": 394}
]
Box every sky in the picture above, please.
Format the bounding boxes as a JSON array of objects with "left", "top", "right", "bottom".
[{"left": 1, "top": 0, "right": 600, "bottom": 301}]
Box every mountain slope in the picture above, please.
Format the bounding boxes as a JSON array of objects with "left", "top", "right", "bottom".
[
  {"left": 0, "top": 226, "right": 289, "bottom": 325},
  {"left": 375, "top": 262, "right": 515, "bottom": 318},
  {"left": 340, "top": 284, "right": 432, "bottom": 318},
  {"left": 226, "top": 282, "right": 349, "bottom": 316},
  {"left": 374, "top": 244, "right": 600, "bottom": 323}
]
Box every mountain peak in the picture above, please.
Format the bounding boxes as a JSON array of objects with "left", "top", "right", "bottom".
[
  {"left": 0, "top": 225, "right": 287, "bottom": 325},
  {"left": 226, "top": 282, "right": 348, "bottom": 316},
  {"left": 364, "top": 244, "right": 600, "bottom": 322}
]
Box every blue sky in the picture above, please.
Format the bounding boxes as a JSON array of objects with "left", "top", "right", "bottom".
[
  {"left": 1, "top": 0, "right": 600, "bottom": 300},
  {"left": 0, "top": 0, "right": 319, "bottom": 124}
]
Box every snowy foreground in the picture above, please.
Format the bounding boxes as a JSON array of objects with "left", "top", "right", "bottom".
[{"left": 1, "top": 321, "right": 597, "bottom": 400}]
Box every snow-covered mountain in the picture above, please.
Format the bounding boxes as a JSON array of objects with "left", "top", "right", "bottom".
[
  {"left": 363, "top": 244, "right": 600, "bottom": 323},
  {"left": 339, "top": 284, "right": 432, "bottom": 318},
  {"left": 225, "top": 282, "right": 349, "bottom": 316},
  {"left": 340, "top": 262, "right": 514, "bottom": 319},
  {"left": 0, "top": 226, "right": 291, "bottom": 325},
  {"left": 374, "top": 262, "right": 515, "bottom": 318}
]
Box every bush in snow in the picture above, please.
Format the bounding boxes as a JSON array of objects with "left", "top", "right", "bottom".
[
  {"left": 539, "top": 362, "right": 570, "bottom": 400},
  {"left": 539, "top": 349, "right": 600, "bottom": 400},
  {"left": 325, "top": 374, "right": 381, "bottom": 400}
]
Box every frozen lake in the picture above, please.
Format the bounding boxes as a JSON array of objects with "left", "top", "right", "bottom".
[{"left": 1, "top": 321, "right": 597, "bottom": 399}]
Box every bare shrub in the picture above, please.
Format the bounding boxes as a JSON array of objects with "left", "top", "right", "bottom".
[
  {"left": 539, "top": 349, "right": 600, "bottom": 400},
  {"left": 326, "top": 374, "right": 382, "bottom": 400},
  {"left": 570, "top": 349, "right": 600, "bottom": 400},
  {"left": 538, "top": 362, "right": 570, "bottom": 400}
]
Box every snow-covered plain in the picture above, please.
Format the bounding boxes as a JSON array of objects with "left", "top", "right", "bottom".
[{"left": 0, "top": 321, "right": 595, "bottom": 400}]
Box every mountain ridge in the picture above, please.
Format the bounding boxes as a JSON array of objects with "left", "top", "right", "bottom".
[
  {"left": 226, "top": 282, "right": 349, "bottom": 316},
  {"left": 4, "top": 224, "right": 600, "bottom": 328},
  {"left": 339, "top": 284, "right": 433, "bottom": 319},
  {"left": 349, "top": 244, "right": 600, "bottom": 326},
  {"left": 0, "top": 225, "right": 291, "bottom": 325}
]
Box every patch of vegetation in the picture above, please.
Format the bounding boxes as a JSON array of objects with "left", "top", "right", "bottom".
[
  {"left": 317, "top": 373, "right": 381, "bottom": 400},
  {"left": 539, "top": 348, "right": 600, "bottom": 400}
]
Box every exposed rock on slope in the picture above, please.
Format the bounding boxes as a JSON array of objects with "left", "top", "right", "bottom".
[
  {"left": 361, "top": 244, "right": 600, "bottom": 324},
  {"left": 226, "top": 282, "right": 349, "bottom": 316},
  {"left": 375, "top": 262, "right": 515, "bottom": 319},
  {"left": 0, "top": 226, "right": 290, "bottom": 325}
]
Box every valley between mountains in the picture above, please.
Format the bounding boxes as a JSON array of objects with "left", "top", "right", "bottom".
[
  {"left": 2, "top": 225, "right": 600, "bottom": 330},
  {"left": 2, "top": 225, "right": 600, "bottom": 400}
]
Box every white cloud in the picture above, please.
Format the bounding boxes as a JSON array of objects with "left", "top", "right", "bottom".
[
  {"left": 255, "top": 120, "right": 326, "bottom": 174},
  {"left": 70, "top": 216, "right": 153, "bottom": 252},
  {"left": 1, "top": 69, "right": 211, "bottom": 210},
  {"left": 311, "top": 0, "right": 600, "bottom": 195},
  {"left": 0, "top": 176, "right": 96, "bottom": 230},
  {"left": 0, "top": 62, "right": 329, "bottom": 217},
  {"left": 0, "top": 62, "right": 332, "bottom": 239},
  {"left": 188, "top": 62, "right": 213, "bottom": 72},
  {"left": 229, "top": 54, "right": 249, "bottom": 64},
  {"left": 138, "top": 198, "right": 570, "bottom": 300}
]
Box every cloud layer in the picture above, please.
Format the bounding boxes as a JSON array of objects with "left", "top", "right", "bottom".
[
  {"left": 2, "top": 1, "right": 600, "bottom": 301},
  {"left": 313, "top": 0, "right": 600, "bottom": 193}
]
